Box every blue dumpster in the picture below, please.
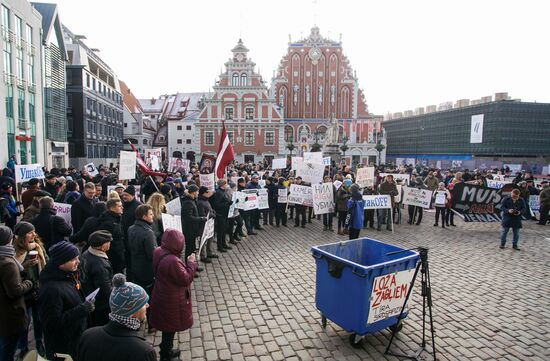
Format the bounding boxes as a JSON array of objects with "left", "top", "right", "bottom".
[{"left": 311, "top": 238, "right": 419, "bottom": 347}]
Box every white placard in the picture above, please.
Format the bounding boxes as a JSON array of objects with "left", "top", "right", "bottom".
[
  {"left": 367, "top": 269, "right": 415, "bottom": 324},
  {"left": 85, "top": 288, "right": 100, "bottom": 302},
  {"left": 356, "top": 167, "right": 375, "bottom": 188},
  {"left": 278, "top": 188, "right": 288, "bottom": 203},
  {"left": 145, "top": 148, "right": 162, "bottom": 171},
  {"left": 402, "top": 187, "right": 434, "bottom": 208},
  {"left": 15, "top": 164, "right": 45, "bottom": 184},
  {"left": 434, "top": 192, "right": 447, "bottom": 206},
  {"left": 199, "top": 173, "right": 215, "bottom": 192},
  {"left": 380, "top": 173, "right": 411, "bottom": 185},
  {"left": 235, "top": 191, "right": 247, "bottom": 210},
  {"left": 53, "top": 202, "right": 72, "bottom": 225},
  {"left": 119, "top": 151, "right": 137, "bottom": 180},
  {"left": 107, "top": 185, "right": 141, "bottom": 199},
  {"left": 161, "top": 213, "right": 182, "bottom": 233},
  {"left": 288, "top": 184, "right": 313, "bottom": 207},
  {"left": 362, "top": 195, "right": 392, "bottom": 210},
  {"left": 312, "top": 183, "right": 335, "bottom": 215},
  {"left": 291, "top": 157, "right": 303, "bottom": 170},
  {"left": 242, "top": 190, "right": 259, "bottom": 210},
  {"left": 333, "top": 180, "right": 343, "bottom": 190},
  {"left": 395, "top": 185, "right": 403, "bottom": 203},
  {"left": 165, "top": 197, "right": 182, "bottom": 216},
  {"left": 296, "top": 162, "right": 325, "bottom": 185},
  {"left": 272, "top": 158, "right": 287, "bottom": 169},
  {"left": 258, "top": 180, "right": 266, "bottom": 188},
  {"left": 228, "top": 192, "right": 238, "bottom": 218},
  {"left": 503, "top": 164, "right": 522, "bottom": 173},
  {"left": 169, "top": 157, "right": 190, "bottom": 174},
  {"left": 198, "top": 217, "right": 215, "bottom": 257},
  {"left": 85, "top": 163, "right": 99, "bottom": 177},
  {"left": 304, "top": 152, "right": 323, "bottom": 165},
  {"left": 486, "top": 179, "right": 511, "bottom": 189},
  {"left": 322, "top": 157, "right": 331, "bottom": 166},
  {"left": 258, "top": 188, "right": 269, "bottom": 209},
  {"left": 470, "top": 114, "right": 484, "bottom": 143}
]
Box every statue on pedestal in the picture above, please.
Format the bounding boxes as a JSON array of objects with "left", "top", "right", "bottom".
[{"left": 324, "top": 115, "right": 339, "bottom": 145}]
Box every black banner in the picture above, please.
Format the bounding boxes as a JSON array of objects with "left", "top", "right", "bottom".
[{"left": 451, "top": 183, "right": 519, "bottom": 222}]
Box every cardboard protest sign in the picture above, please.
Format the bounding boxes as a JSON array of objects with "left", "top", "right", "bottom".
[
  {"left": 165, "top": 197, "right": 182, "bottom": 216},
  {"left": 356, "top": 167, "right": 375, "bottom": 188},
  {"left": 288, "top": 184, "right": 313, "bottom": 207},
  {"left": 53, "top": 203, "right": 71, "bottom": 226},
  {"left": 144, "top": 148, "right": 162, "bottom": 171},
  {"left": 367, "top": 269, "right": 415, "bottom": 324},
  {"left": 362, "top": 195, "right": 392, "bottom": 210},
  {"left": 333, "top": 180, "right": 343, "bottom": 190},
  {"left": 161, "top": 213, "right": 182, "bottom": 233},
  {"left": 235, "top": 192, "right": 247, "bottom": 210},
  {"left": 119, "top": 151, "right": 137, "bottom": 180},
  {"left": 278, "top": 188, "right": 288, "bottom": 203},
  {"left": 529, "top": 197, "right": 540, "bottom": 217},
  {"left": 228, "top": 192, "right": 238, "bottom": 218},
  {"left": 258, "top": 189, "right": 269, "bottom": 209},
  {"left": 451, "top": 183, "right": 519, "bottom": 222},
  {"left": 199, "top": 173, "right": 215, "bottom": 192},
  {"left": 272, "top": 158, "right": 287, "bottom": 169},
  {"left": 486, "top": 179, "right": 511, "bottom": 189},
  {"left": 169, "top": 157, "right": 190, "bottom": 174},
  {"left": 291, "top": 157, "right": 303, "bottom": 170},
  {"left": 198, "top": 216, "right": 215, "bottom": 257},
  {"left": 85, "top": 163, "right": 98, "bottom": 177},
  {"left": 395, "top": 185, "right": 403, "bottom": 203},
  {"left": 380, "top": 173, "right": 410, "bottom": 186},
  {"left": 322, "top": 157, "right": 331, "bottom": 166},
  {"left": 303, "top": 151, "right": 323, "bottom": 165},
  {"left": 107, "top": 185, "right": 141, "bottom": 199},
  {"left": 15, "top": 164, "right": 45, "bottom": 184},
  {"left": 296, "top": 162, "right": 324, "bottom": 185},
  {"left": 312, "top": 183, "right": 335, "bottom": 214},
  {"left": 402, "top": 187, "right": 434, "bottom": 208},
  {"left": 434, "top": 192, "right": 447, "bottom": 206},
  {"left": 242, "top": 190, "right": 259, "bottom": 210}
]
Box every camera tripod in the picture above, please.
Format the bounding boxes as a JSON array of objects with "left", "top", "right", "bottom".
[{"left": 385, "top": 247, "right": 437, "bottom": 361}]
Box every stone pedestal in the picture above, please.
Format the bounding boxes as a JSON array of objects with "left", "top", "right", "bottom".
[{"left": 323, "top": 144, "right": 341, "bottom": 164}]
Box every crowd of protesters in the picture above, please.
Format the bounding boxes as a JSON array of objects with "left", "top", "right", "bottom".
[{"left": 0, "top": 157, "right": 549, "bottom": 361}]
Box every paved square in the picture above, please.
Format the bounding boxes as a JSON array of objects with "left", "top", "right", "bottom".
[{"left": 148, "top": 214, "right": 550, "bottom": 360}]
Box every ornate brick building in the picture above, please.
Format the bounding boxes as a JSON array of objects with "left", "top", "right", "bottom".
[
  {"left": 196, "top": 39, "right": 284, "bottom": 163},
  {"left": 271, "top": 26, "right": 385, "bottom": 165}
]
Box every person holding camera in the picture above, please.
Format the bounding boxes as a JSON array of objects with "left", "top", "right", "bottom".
[{"left": 500, "top": 189, "right": 526, "bottom": 250}]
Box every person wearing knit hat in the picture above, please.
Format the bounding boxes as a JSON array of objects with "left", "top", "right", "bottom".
[
  {"left": 77, "top": 273, "right": 156, "bottom": 361},
  {"left": 120, "top": 184, "right": 142, "bottom": 280},
  {"left": 123, "top": 185, "right": 136, "bottom": 197},
  {"left": 13, "top": 221, "right": 35, "bottom": 238},
  {"left": 180, "top": 183, "right": 207, "bottom": 261},
  {"left": 0, "top": 226, "right": 34, "bottom": 361},
  {"left": 38, "top": 241, "right": 95, "bottom": 360}
]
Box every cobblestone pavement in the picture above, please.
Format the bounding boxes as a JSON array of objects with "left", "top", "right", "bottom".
[{"left": 148, "top": 212, "right": 550, "bottom": 360}]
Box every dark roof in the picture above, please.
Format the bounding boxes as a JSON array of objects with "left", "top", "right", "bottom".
[{"left": 31, "top": 2, "right": 67, "bottom": 60}]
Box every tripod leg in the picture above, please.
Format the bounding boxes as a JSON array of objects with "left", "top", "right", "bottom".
[
  {"left": 426, "top": 263, "right": 437, "bottom": 360},
  {"left": 422, "top": 267, "right": 427, "bottom": 348},
  {"left": 384, "top": 261, "right": 421, "bottom": 355}
]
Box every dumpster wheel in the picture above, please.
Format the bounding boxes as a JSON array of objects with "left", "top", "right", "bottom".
[
  {"left": 349, "top": 333, "right": 364, "bottom": 348},
  {"left": 388, "top": 322, "right": 403, "bottom": 334},
  {"left": 321, "top": 315, "right": 327, "bottom": 329}
]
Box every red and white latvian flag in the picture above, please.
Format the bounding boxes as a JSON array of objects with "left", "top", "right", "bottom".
[
  {"left": 128, "top": 141, "right": 167, "bottom": 178},
  {"left": 214, "top": 122, "right": 235, "bottom": 179}
]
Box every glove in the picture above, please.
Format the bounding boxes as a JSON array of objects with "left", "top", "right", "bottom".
[{"left": 82, "top": 300, "right": 95, "bottom": 313}]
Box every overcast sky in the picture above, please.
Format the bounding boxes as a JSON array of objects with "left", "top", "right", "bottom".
[{"left": 50, "top": 0, "right": 550, "bottom": 115}]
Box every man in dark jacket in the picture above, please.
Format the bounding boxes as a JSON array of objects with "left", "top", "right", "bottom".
[
  {"left": 197, "top": 186, "right": 216, "bottom": 261},
  {"left": 21, "top": 178, "right": 40, "bottom": 209},
  {"left": 121, "top": 185, "right": 141, "bottom": 279},
  {"left": 180, "top": 185, "right": 206, "bottom": 260},
  {"left": 500, "top": 189, "right": 526, "bottom": 250},
  {"left": 538, "top": 181, "right": 550, "bottom": 225},
  {"left": 0, "top": 226, "right": 33, "bottom": 361},
  {"left": 43, "top": 174, "right": 59, "bottom": 199},
  {"left": 97, "top": 199, "right": 126, "bottom": 274},
  {"left": 31, "top": 196, "right": 72, "bottom": 253},
  {"left": 70, "top": 202, "right": 107, "bottom": 250},
  {"left": 71, "top": 182, "right": 97, "bottom": 233},
  {"left": 38, "top": 241, "right": 95, "bottom": 360},
  {"left": 265, "top": 177, "right": 277, "bottom": 226},
  {"left": 378, "top": 175, "right": 399, "bottom": 231},
  {"left": 127, "top": 205, "right": 156, "bottom": 295},
  {"left": 210, "top": 180, "right": 232, "bottom": 252},
  {"left": 80, "top": 230, "right": 113, "bottom": 327},
  {"left": 77, "top": 274, "right": 156, "bottom": 361}
]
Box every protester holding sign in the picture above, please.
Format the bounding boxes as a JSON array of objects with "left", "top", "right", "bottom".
[
  {"left": 180, "top": 185, "right": 207, "bottom": 260},
  {"left": 406, "top": 177, "right": 428, "bottom": 225},
  {"left": 377, "top": 175, "right": 398, "bottom": 231},
  {"left": 336, "top": 177, "right": 352, "bottom": 235},
  {"left": 275, "top": 178, "right": 288, "bottom": 227},
  {"left": 128, "top": 205, "right": 157, "bottom": 298},
  {"left": 211, "top": 180, "right": 233, "bottom": 253},
  {"left": 500, "top": 189, "right": 526, "bottom": 250},
  {"left": 97, "top": 199, "right": 125, "bottom": 274},
  {"left": 197, "top": 186, "right": 217, "bottom": 262},
  {"left": 433, "top": 182, "right": 451, "bottom": 228},
  {"left": 346, "top": 184, "right": 365, "bottom": 240}
]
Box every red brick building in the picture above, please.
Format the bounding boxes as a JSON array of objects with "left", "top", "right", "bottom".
[
  {"left": 196, "top": 40, "right": 284, "bottom": 163},
  {"left": 271, "top": 26, "right": 384, "bottom": 165}
]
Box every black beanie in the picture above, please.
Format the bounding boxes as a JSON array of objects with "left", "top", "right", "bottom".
[
  {"left": 14, "top": 222, "right": 35, "bottom": 237},
  {"left": 49, "top": 241, "right": 80, "bottom": 266},
  {"left": 0, "top": 226, "right": 13, "bottom": 246},
  {"left": 88, "top": 230, "right": 113, "bottom": 247},
  {"left": 123, "top": 185, "right": 136, "bottom": 196}
]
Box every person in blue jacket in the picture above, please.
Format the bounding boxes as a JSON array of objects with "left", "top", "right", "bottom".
[
  {"left": 346, "top": 184, "right": 365, "bottom": 240},
  {"left": 0, "top": 183, "right": 18, "bottom": 229},
  {"left": 500, "top": 188, "right": 526, "bottom": 250}
]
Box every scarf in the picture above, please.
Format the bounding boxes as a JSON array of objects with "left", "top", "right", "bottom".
[
  {"left": 88, "top": 247, "right": 109, "bottom": 259},
  {"left": 0, "top": 245, "right": 24, "bottom": 271},
  {"left": 109, "top": 312, "right": 141, "bottom": 331}
]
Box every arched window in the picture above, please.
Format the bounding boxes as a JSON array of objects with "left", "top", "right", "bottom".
[
  {"left": 338, "top": 125, "right": 344, "bottom": 143},
  {"left": 279, "top": 87, "right": 287, "bottom": 108},
  {"left": 298, "top": 125, "right": 311, "bottom": 143},
  {"left": 143, "top": 139, "right": 148, "bottom": 145},
  {"left": 341, "top": 87, "right": 350, "bottom": 116},
  {"left": 232, "top": 73, "right": 239, "bottom": 86},
  {"left": 241, "top": 73, "right": 248, "bottom": 86},
  {"left": 316, "top": 125, "right": 327, "bottom": 141},
  {"left": 284, "top": 125, "right": 294, "bottom": 142}
]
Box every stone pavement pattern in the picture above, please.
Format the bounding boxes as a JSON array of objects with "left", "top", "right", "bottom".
[{"left": 147, "top": 213, "right": 550, "bottom": 361}]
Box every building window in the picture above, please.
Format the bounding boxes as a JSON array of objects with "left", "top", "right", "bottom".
[
  {"left": 265, "top": 131, "right": 275, "bottom": 145},
  {"left": 205, "top": 131, "right": 214, "bottom": 145},
  {"left": 2, "top": 5, "right": 12, "bottom": 78},
  {"left": 86, "top": 73, "right": 90, "bottom": 87},
  {"left": 186, "top": 125, "right": 191, "bottom": 130},
  {"left": 17, "top": 89, "right": 24, "bottom": 129},
  {"left": 92, "top": 78, "right": 96, "bottom": 91},
  {"left": 177, "top": 125, "right": 182, "bottom": 130},
  {"left": 284, "top": 125, "right": 294, "bottom": 142},
  {"left": 232, "top": 73, "right": 239, "bottom": 86},
  {"left": 241, "top": 73, "right": 247, "bottom": 86},
  {"left": 227, "top": 131, "right": 234, "bottom": 143},
  {"left": 186, "top": 139, "right": 191, "bottom": 144},
  {"left": 177, "top": 139, "right": 182, "bottom": 144},
  {"left": 245, "top": 106, "right": 254, "bottom": 120},
  {"left": 245, "top": 131, "right": 254, "bottom": 145},
  {"left": 224, "top": 106, "right": 233, "bottom": 120}
]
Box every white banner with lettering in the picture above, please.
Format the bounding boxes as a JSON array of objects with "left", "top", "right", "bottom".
[
  {"left": 402, "top": 187, "right": 434, "bottom": 208},
  {"left": 296, "top": 162, "right": 325, "bottom": 185},
  {"left": 312, "top": 183, "right": 335, "bottom": 215},
  {"left": 161, "top": 213, "right": 182, "bottom": 233},
  {"left": 278, "top": 188, "right": 288, "bottom": 203},
  {"left": 258, "top": 188, "right": 269, "bottom": 209},
  {"left": 272, "top": 158, "right": 287, "bottom": 169},
  {"left": 367, "top": 269, "right": 415, "bottom": 324},
  {"left": 288, "top": 184, "right": 313, "bottom": 207},
  {"left": 15, "top": 164, "right": 45, "bottom": 184},
  {"left": 362, "top": 195, "right": 392, "bottom": 210},
  {"left": 356, "top": 167, "right": 375, "bottom": 188},
  {"left": 303, "top": 151, "right": 323, "bottom": 165},
  {"left": 53, "top": 203, "right": 71, "bottom": 226},
  {"left": 119, "top": 151, "right": 137, "bottom": 180},
  {"left": 199, "top": 173, "right": 215, "bottom": 192},
  {"left": 165, "top": 197, "right": 182, "bottom": 216}
]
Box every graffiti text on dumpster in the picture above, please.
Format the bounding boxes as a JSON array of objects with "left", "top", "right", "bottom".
[{"left": 367, "top": 269, "right": 415, "bottom": 324}]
